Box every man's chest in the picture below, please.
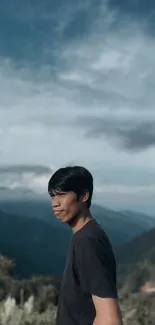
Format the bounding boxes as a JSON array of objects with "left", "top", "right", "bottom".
[
  {"left": 57, "top": 244, "right": 95, "bottom": 325},
  {"left": 61, "top": 249, "right": 79, "bottom": 299},
  {"left": 60, "top": 246, "right": 89, "bottom": 309}
]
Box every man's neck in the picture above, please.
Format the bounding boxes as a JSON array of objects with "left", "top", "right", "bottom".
[{"left": 70, "top": 210, "right": 93, "bottom": 234}]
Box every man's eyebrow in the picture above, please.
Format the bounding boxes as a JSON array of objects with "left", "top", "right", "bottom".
[{"left": 49, "top": 190, "right": 65, "bottom": 196}]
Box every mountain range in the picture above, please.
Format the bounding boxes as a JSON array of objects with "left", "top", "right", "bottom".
[
  {"left": 0, "top": 188, "right": 155, "bottom": 280},
  {"left": 0, "top": 188, "right": 155, "bottom": 244}
]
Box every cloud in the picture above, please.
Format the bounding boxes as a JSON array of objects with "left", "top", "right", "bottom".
[
  {"left": 0, "top": 164, "right": 54, "bottom": 192},
  {"left": 0, "top": 164, "right": 53, "bottom": 174},
  {"left": 55, "top": 18, "right": 155, "bottom": 150},
  {"left": 95, "top": 183, "right": 155, "bottom": 195},
  {"left": 76, "top": 117, "right": 155, "bottom": 151},
  {"left": 0, "top": 0, "right": 98, "bottom": 65},
  {"left": 93, "top": 183, "right": 155, "bottom": 214},
  {"left": 0, "top": 0, "right": 155, "bottom": 212}
]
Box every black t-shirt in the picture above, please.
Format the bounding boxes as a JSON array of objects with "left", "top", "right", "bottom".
[{"left": 56, "top": 219, "right": 118, "bottom": 325}]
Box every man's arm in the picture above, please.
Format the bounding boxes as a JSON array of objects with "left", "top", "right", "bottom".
[
  {"left": 92, "top": 296, "right": 123, "bottom": 325},
  {"left": 75, "top": 236, "right": 123, "bottom": 324}
]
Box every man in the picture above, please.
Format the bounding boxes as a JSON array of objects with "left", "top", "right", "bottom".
[{"left": 48, "top": 166, "right": 123, "bottom": 325}]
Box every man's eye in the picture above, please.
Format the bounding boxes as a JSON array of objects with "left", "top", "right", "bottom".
[{"left": 50, "top": 193, "right": 55, "bottom": 198}]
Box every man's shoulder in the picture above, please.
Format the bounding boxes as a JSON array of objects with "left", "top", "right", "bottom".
[{"left": 72, "top": 221, "right": 111, "bottom": 251}]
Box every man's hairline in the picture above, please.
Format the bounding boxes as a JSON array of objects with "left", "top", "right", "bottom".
[{"left": 48, "top": 188, "right": 91, "bottom": 199}]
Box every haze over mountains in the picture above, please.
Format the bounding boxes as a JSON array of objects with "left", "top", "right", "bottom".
[
  {"left": 0, "top": 186, "right": 155, "bottom": 280},
  {"left": 0, "top": 187, "right": 155, "bottom": 240}
]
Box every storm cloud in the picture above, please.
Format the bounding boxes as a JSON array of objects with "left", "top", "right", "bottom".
[
  {"left": 0, "top": 164, "right": 53, "bottom": 175},
  {"left": 0, "top": 164, "right": 54, "bottom": 191},
  {"left": 77, "top": 117, "right": 155, "bottom": 151}
]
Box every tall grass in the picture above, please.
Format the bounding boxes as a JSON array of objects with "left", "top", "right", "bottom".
[{"left": 0, "top": 296, "right": 57, "bottom": 325}]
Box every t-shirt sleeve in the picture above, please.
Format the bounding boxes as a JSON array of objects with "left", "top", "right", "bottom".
[{"left": 74, "top": 237, "right": 118, "bottom": 299}]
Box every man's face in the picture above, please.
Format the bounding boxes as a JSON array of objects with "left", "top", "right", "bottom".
[{"left": 50, "top": 191, "right": 82, "bottom": 223}]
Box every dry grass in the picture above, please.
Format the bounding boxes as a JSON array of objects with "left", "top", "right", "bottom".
[
  {"left": 0, "top": 275, "right": 59, "bottom": 312},
  {"left": 0, "top": 254, "right": 58, "bottom": 324},
  {"left": 0, "top": 296, "right": 57, "bottom": 325},
  {"left": 0, "top": 293, "right": 154, "bottom": 325},
  {"left": 120, "top": 292, "right": 155, "bottom": 325}
]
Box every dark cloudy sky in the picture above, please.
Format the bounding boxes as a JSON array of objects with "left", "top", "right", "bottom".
[{"left": 0, "top": 0, "right": 155, "bottom": 214}]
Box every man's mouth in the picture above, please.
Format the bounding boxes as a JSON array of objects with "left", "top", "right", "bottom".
[{"left": 53, "top": 210, "right": 63, "bottom": 215}]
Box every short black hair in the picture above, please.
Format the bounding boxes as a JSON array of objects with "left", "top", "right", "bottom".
[{"left": 48, "top": 166, "right": 93, "bottom": 208}]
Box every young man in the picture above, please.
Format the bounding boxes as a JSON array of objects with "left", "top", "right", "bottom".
[{"left": 48, "top": 166, "right": 123, "bottom": 325}]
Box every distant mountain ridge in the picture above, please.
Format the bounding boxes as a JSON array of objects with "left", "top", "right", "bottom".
[
  {"left": 91, "top": 204, "right": 155, "bottom": 242},
  {"left": 0, "top": 195, "right": 154, "bottom": 245},
  {"left": 120, "top": 209, "right": 155, "bottom": 228}
]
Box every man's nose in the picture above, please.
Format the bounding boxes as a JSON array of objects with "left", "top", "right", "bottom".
[{"left": 52, "top": 196, "right": 61, "bottom": 207}]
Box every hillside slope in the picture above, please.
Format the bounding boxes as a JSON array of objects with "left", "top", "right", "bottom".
[
  {"left": 0, "top": 209, "right": 70, "bottom": 278},
  {"left": 91, "top": 204, "right": 154, "bottom": 244},
  {"left": 116, "top": 227, "right": 155, "bottom": 294},
  {"left": 116, "top": 227, "right": 155, "bottom": 265}
]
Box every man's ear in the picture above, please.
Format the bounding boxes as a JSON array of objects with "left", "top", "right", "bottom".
[{"left": 81, "top": 191, "right": 89, "bottom": 204}]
